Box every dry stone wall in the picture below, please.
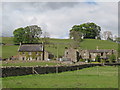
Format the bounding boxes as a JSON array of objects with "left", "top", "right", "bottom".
[{"left": 1, "top": 63, "right": 119, "bottom": 77}]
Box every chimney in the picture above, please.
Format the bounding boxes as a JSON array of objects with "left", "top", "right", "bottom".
[
  {"left": 96, "top": 46, "right": 99, "bottom": 50},
  {"left": 42, "top": 41, "right": 45, "bottom": 60},
  {"left": 20, "top": 42, "right": 22, "bottom": 46}
]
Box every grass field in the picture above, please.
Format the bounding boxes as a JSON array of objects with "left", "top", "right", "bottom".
[
  {"left": 1, "top": 37, "right": 14, "bottom": 44},
  {"left": 1, "top": 37, "right": 118, "bottom": 59},
  {"left": 80, "top": 39, "right": 118, "bottom": 50},
  {"left": 2, "top": 66, "right": 118, "bottom": 88},
  {"left": 2, "top": 45, "right": 19, "bottom": 59},
  {"left": 2, "top": 61, "right": 65, "bottom": 66}
]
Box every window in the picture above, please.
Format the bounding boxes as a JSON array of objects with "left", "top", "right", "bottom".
[
  {"left": 36, "top": 52, "right": 39, "bottom": 55},
  {"left": 101, "top": 53, "right": 103, "bottom": 56},
  {"left": 29, "top": 52, "right": 32, "bottom": 55},
  {"left": 22, "top": 57, "right": 25, "bottom": 60},
  {"left": 22, "top": 52, "right": 25, "bottom": 55},
  {"left": 30, "top": 57, "right": 32, "bottom": 60},
  {"left": 66, "top": 52, "right": 68, "bottom": 54},
  {"left": 36, "top": 57, "right": 37, "bottom": 60}
]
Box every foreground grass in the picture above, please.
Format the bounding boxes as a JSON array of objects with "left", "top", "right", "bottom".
[
  {"left": 2, "top": 66, "right": 118, "bottom": 88},
  {"left": 2, "top": 61, "right": 64, "bottom": 66}
]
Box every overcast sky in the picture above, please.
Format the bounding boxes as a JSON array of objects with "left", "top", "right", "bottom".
[{"left": 1, "top": 1, "right": 118, "bottom": 38}]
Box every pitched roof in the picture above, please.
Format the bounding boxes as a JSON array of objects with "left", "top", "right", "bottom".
[
  {"left": 18, "top": 44, "right": 43, "bottom": 52},
  {"left": 88, "top": 49, "right": 113, "bottom": 53}
]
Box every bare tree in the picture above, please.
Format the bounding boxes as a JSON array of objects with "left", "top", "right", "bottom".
[
  {"left": 42, "top": 31, "right": 50, "bottom": 44},
  {"left": 103, "top": 31, "right": 113, "bottom": 40}
]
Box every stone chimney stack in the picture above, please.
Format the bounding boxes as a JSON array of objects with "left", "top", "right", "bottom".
[
  {"left": 96, "top": 46, "right": 99, "bottom": 50},
  {"left": 20, "top": 42, "right": 22, "bottom": 46}
]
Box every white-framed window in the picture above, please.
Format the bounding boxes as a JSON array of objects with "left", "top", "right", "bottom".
[
  {"left": 30, "top": 57, "right": 32, "bottom": 60},
  {"left": 66, "top": 52, "right": 68, "bottom": 54}
]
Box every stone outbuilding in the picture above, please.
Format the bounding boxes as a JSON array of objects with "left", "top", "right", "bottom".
[
  {"left": 80, "top": 49, "right": 117, "bottom": 61},
  {"left": 63, "top": 47, "right": 80, "bottom": 62},
  {"left": 64, "top": 47, "right": 117, "bottom": 62}
]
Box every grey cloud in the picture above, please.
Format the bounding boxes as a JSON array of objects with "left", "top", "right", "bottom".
[
  {"left": 2, "top": 2, "right": 79, "bottom": 13},
  {"left": 2, "top": 2, "right": 118, "bottom": 38}
]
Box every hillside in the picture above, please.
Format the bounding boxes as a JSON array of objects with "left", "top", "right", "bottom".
[
  {"left": 1, "top": 37, "right": 14, "bottom": 44},
  {"left": 80, "top": 39, "right": 118, "bottom": 50},
  {"left": 1, "top": 37, "right": 118, "bottom": 59}
]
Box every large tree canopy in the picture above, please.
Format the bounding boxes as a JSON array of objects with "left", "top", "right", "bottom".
[
  {"left": 13, "top": 27, "right": 25, "bottom": 44},
  {"left": 13, "top": 25, "right": 42, "bottom": 44},
  {"left": 70, "top": 22, "right": 101, "bottom": 39}
]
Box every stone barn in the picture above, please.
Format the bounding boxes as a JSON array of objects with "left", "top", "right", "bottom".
[
  {"left": 18, "top": 44, "right": 53, "bottom": 61},
  {"left": 63, "top": 47, "right": 80, "bottom": 62}
]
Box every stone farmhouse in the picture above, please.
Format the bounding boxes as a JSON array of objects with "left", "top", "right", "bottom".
[
  {"left": 64, "top": 47, "right": 117, "bottom": 62},
  {"left": 18, "top": 44, "right": 53, "bottom": 61}
]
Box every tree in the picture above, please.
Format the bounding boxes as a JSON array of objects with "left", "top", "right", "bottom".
[
  {"left": 115, "top": 37, "right": 120, "bottom": 43},
  {"left": 13, "top": 25, "right": 42, "bottom": 44},
  {"left": 118, "top": 44, "right": 120, "bottom": 58},
  {"left": 103, "top": 31, "right": 113, "bottom": 40},
  {"left": 70, "top": 30, "right": 82, "bottom": 41},
  {"left": 109, "top": 54, "right": 116, "bottom": 63},
  {"left": 70, "top": 22, "right": 101, "bottom": 39},
  {"left": 13, "top": 28, "right": 25, "bottom": 44},
  {"left": 69, "top": 30, "right": 82, "bottom": 48},
  {"left": 24, "top": 25, "right": 42, "bottom": 43},
  {"left": 95, "top": 55, "right": 101, "bottom": 62},
  {"left": 42, "top": 31, "right": 50, "bottom": 44}
]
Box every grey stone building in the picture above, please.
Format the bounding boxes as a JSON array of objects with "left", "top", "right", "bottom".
[
  {"left": 63, "top": 47, "right": 80, "bottom": 62},
  {"left": 18, "top": 44, "right": 53, "bottom": 61},
  {"left": 64, "top": 47, "right": 117, "bottom": 62},
  {"left": 80, "top": 49, "right": 117, "bottom": 61}
]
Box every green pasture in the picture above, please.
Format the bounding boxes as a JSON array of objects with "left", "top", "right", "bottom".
[
  {"left": 1, "top": 37, "right": 14, "bottom": 44},
  {"left": 1, "top": 37, "right": 118, "bottom": 59},
  {"left": 2, "top": 66, "right": 118, "bottom": 88},
  {"left": 80, "top": 39, "right": 118, "bottom": 50},
  {"left": 2, "top": 45, "right": 19, "bottom": 59}
]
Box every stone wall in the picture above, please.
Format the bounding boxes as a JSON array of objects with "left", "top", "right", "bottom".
[{"left": 1, "top": 63, "right": 119, "bottom": 77}]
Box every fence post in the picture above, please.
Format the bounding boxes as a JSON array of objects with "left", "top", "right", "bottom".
[
  {"left": 56, "top": 66, "right": 58, "bottom": 73},
  {"left": 32, "top": 67, "right": 34, "bottom": 74}
]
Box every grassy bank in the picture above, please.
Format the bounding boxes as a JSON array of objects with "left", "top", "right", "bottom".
[
  {"left": 2, "top": 61, "right": 65, "bottom": 66},
  {"left": 2, "top": 66, "right": 118, "bottom": 88}
]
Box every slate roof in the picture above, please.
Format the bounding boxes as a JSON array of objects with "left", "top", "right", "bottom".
[
  {"left": 18, "top": 44, "right": 43, "bottom": 52},
  {"left": 88, "top": 49, "right": 113, "bottom": 53}
]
